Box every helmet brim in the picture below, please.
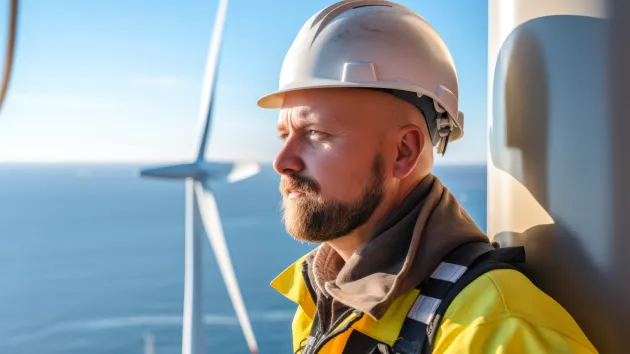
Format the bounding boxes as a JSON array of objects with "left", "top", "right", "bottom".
[
  {"left": 258, "top": 79, "right": 439, "bottom": 109},
  {"left": 256, "top": 81, "right": 463, "bottom": 142}
]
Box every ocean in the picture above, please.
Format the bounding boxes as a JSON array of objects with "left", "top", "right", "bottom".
[{"left": 0, "top": 164, "right": 486, "bottom": 354}]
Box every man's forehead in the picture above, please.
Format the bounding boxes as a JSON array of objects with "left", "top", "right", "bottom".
[
  {"left": 275, "top": 88, "right": 403, "bottom": 130},
  {"left": 281, "top": 89, "right": 360, "bottom": 117},
  {"left": 277, "top": 97, "right": 346, "bottom": 130},
  {"left": 277, "top": 105, "right": 320, "bottom": 127}
]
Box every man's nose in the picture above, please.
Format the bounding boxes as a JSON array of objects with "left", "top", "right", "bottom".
[{"left": 273, "top": 139, "right": 304, "bottom": 176}]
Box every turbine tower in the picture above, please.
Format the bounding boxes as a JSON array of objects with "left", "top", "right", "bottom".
[{"left": 139, "top": 1, "right": 260, "bottom": 353}]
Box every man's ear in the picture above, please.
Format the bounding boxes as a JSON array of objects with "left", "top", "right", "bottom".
[{"left": 394, "top": 124, "right": 425, "bottom": 179}]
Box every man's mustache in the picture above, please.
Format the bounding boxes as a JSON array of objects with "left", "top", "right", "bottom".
[{"left": 280, "top": 174, "right": 320, "bottom": 195}]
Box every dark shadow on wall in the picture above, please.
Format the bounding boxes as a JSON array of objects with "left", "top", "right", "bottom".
[
  {"left": 489, "top": 15, "right": 626, "bottom": 353},
  {"left": 609, "top": 0, "right": 630, "bottom": 344},
  {"left": 489, "top": 26, "right": 548, "bottom": 201}
]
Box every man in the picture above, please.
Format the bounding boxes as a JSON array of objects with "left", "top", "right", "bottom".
[{"left": 257, "top": 1, "right": 596, "bottom": 353}]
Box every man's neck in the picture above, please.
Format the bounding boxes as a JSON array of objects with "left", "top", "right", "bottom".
[
  {"left": 326, "top": 178, "right": 424, "bottom": 262},
  {"left": 325, "top": 234, "right": 365, "bottom": 263}
]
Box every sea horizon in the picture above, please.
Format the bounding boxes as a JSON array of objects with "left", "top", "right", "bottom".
[{"left": 0, "top": 163, "right": 487, "bottom": 353}]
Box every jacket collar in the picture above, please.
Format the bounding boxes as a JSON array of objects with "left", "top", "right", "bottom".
[
  {"left": 270, "top": 249, "right": 420, "bottom": 346},
  {"left": 270, "top": 248, "right": 318, "bottom": 319}
]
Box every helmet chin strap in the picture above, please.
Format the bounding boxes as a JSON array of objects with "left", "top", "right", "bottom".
[
  {"left": 436, "top": 125, "right": 452, "bottom": 155},
  {"left": 428, "top": 106, "right": 453, "bottom": 156},
  {"left": 434, "top": 101, "right": 453, "bottom": 155}
]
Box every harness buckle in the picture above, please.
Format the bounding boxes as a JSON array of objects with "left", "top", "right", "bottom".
[{"left": 391, "top": 337, "right": 420, "bottom": 354}]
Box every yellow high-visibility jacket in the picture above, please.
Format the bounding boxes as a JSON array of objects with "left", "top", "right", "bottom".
[{"left": 271, "top": 252, "right": 598, "bottom": 353}]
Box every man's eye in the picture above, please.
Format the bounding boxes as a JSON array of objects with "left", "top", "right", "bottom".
[
  {"left": 308, "top": 130, "right": 328, "bottom": 140},
  {"left": 278, "top": 133, "right": 289, "bottom": 141}
]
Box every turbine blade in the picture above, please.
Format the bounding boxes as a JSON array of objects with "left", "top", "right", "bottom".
[
  {"left": 195, "top": 0, "right": 229, "bottom": 162},
  {"left": 193, "top": 180, "right": 259, "bottom": 354},
  {"left": 140, "top": 163, "right": 201, "bottom": 180},
  {"left": 227, "top": 162, "right": 260, "bottom": 183},
  {"left": 0, "top": 0, "right": 19, "bottom": 117}
]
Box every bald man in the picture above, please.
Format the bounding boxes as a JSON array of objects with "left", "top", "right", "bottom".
[
  {"left": 261, "top": 2, "right": 595, "bottom": 353},
  {"left": 269, "top": 88, "right": 595, "bottom": 354}
]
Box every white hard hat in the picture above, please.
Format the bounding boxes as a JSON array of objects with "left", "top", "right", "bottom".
[{"left": 257, "top": 0, "right": 464, "bottom": 155}]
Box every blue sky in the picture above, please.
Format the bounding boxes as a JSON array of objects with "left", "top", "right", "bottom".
[{"left": 0, "top": 0, "right": 487, "bottom": 164}]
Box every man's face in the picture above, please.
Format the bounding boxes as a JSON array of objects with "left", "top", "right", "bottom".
[{"left": 274, "top": 88, "right": 395, "bottom": 243}]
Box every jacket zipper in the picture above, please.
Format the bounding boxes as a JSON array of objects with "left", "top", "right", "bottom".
[
  {"left": 305, "top": 309, "right": 364, "bottom": 354},
  {"left": 300, "top": 260, "right": 365, "bottom": 353}
]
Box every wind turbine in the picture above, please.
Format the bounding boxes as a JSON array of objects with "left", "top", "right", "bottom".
[
  {"left": 0, "top": 0, "right": 18, "bottom": 116},
  {"left": 139, "top": 1, "right": 260, "bottom": 353}
]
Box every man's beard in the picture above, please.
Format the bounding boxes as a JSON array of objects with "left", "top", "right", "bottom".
[{"left": 279, "top": 155, "right": 385, "bottom": 243}]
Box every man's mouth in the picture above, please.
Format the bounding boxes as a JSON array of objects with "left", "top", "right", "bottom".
[
  {"left": 281, "top": 175, "right": 319, "bottom": 200},
  {"left": 287, "top": 189, "right": 304, "bottom": 199}
]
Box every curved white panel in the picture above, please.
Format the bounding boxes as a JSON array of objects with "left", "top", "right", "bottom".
[{"left": 487, "top": 1, "right": 630, "bottom": 352}]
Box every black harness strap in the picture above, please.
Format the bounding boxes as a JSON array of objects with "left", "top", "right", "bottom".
[{"left": 391, "top": 241, "right": 526, "bottom": 354}]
